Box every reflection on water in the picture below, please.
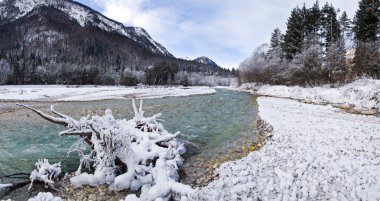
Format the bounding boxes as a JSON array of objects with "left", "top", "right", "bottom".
[{"left": 0, "top": 89, "right": 258, "bottom": 185}]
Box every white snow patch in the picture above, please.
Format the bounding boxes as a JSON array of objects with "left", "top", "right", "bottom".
[
  {"left": 194, "top": 97, "right": 380, "bottom": 200},
  {"left": 28, "top": 192, "right": 63, "bottom": 201},
  {"left": 0, "top": 85, "right": 215, "bottom": 101},
  {"left": 133, "top": 27, "right": 167, "bottom": 55},
  {"left": 240, "top": 79, "right": 380, "bottom": 111},
  {"left": 0, "top": 183, "right": 12, "bottom": 190}
]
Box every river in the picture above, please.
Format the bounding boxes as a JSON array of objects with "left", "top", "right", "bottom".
[{"left": 0, "top": 89, "right": 258, "bottom": 194}]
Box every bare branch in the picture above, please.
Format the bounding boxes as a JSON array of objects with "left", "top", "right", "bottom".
[
  {"left": 50, "top": 105, "right": 71, "bottom": 119},
  {"left": 16, "top": 104, "right": 69, "bottom": 126}
]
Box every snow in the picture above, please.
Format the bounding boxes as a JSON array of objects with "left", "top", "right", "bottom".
[
  {"left": 28, "top": 192, "right": 63, "bottom": 201},
  {"left": 28, "top": 159, "right": 61, "bottom": 190},
  {"left": 240, "top": 79, "right": 380, "bottom": 111},
  {"left": 133, "top": 27, "right": 168, "bottom": 56},
  {"left": 25, "top": 30, "right": 63, "bottom": 43},
  {"left": 0, "top": 85, "right": 215, "bottom": 101},
  {"left": 0, "top": 183, "right": 12, "bottom": 190},
  {"left": 193, "top": 97, "right": 380, "bottom": 200}
]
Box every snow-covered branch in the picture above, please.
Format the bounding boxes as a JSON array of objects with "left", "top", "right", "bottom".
[{"left": 28, "top": 159, "right": 61, "bottom": 191}]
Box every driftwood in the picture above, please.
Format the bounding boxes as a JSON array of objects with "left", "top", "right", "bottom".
[{"left": 17, "top": 101, "right": 191, "bottom": 200}]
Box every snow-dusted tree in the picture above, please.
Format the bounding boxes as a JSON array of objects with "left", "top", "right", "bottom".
[
  {"left": 339, "top": 11, "right": 353, "bottom": 45},
  {"left": 0, "top": 59, "right": 12, "bottom": 84},
  {"left": 19, "top": 100, "right": 193, "bottom": 200},
  {"left": 287, "top": 44, "right": 324, "bottom": 85},
  {"left": 266, "top": 29, "right": 285, "bottom": 84},
  {"left": 352, "top": 0, "right": 380, "bottom": 78},
  {"left": 326, "top": 39, "right": 347, "bottom": 83},
  {"left": 352, "top": 42, "right": 380, "bottom": 78},
  {"left": 239, "top": 44, "right": 269, "bottom": 83},
  {"left": 122, "top": 68, "right": 138, "bottom": 86},
  {"left": 270, "top": 28, "right": 283, "bottom": 49}
]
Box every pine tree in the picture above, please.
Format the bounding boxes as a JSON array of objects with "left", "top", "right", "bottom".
[
  {"left": 282, "top": 7, "right": 304, "bottom": 60},
  {"left": 339, "top": 11, "right": 352, "bottom": 42},
  {"left": 352, "top": 0, "right": 380, "bottom": 78},
  {"left": 353, "top": 0, "right": 380, "bottom": 42},
  {"left": 267, "top": 28, "right": 285, "bottom": 84},
  {"left": 321, "top": 3, "right": 341, "bottom": 49},
  {"left": 305, "top": 1, "right": 322, "bottom": 36},
  {"left": 270, "top": 28, "right": 283, "bottom": 49}
]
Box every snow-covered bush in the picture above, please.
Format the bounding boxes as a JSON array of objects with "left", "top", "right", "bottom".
[
  {"left": 28, "top": 159, "right": 61, "bottom": 190},
  {"left": 20, "top": 100, "right": 193, "bottom": 200}
]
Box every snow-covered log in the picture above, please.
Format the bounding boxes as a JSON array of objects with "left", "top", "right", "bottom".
[
  {"left": 0, "top": 183, "right": 12, "bottom": 191},
  {"left": 20, "top": 100, "right": 191, "bottom": 200}
]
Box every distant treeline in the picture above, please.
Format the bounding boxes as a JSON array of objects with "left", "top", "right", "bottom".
[{"left": 238, "top": 0, "right": 380, "bottom": 86}]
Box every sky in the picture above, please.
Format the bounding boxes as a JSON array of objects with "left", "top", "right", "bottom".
[{"left": 76, "top": 0, "right": 359, "bottom": 69}]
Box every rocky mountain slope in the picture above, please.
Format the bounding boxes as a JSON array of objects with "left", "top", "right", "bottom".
[
  {"left": 193, "top": 56, "right": 218, "bottom": 66},
  {"left": 0, "top": 0, "right": 172, "bottom": 56}
]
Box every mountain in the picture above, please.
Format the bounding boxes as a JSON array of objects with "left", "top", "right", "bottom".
[
  {"left": 0, "top": 0, "right": 231, "bottom": 85},
  {"left": 0, "top": 0, "right": 172, "bottom": 57},
  {"left": 193, "top": 56, "right": 218, "bottom": 66}
]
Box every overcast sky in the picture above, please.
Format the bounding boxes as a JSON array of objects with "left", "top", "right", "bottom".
[{"left": 77, "top": 0, "right": 359, "bottom": 69}]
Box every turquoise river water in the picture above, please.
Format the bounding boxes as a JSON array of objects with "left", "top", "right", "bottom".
[{"left": 0, "top": 89, "right": 258, "bottom": 187}]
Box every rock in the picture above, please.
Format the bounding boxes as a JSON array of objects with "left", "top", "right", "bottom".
[
  {"left": 361, "top": 110, "right": 377, "bottom": 115},
  {"left": 212, "top": 163, "right": 219, "bottom": 169},
  {"left": 338, "top": 104, "right": 351, "bottom": 110},
  {"left": 241, "top": 146, "right": 246, "bottom": 152},
  {"left": 249, "top": 146, "right": 256, "bottom": 151},
  {"left": 89, "top": 194, "right": 96, "bottom": 201}
]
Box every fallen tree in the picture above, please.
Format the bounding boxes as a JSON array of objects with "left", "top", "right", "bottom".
[{"left": 18, "top": 100, "right": 194, "bottom": 200}]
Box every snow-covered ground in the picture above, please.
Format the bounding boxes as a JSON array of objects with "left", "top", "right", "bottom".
[
  {"left": 196, "top": 97, "right": 380, "bottom": 200},
  {"left": 240, "top": 79, "right": 380, "bottom": 112},
  {"left": 0, "top": 85, "right": 215, "bottom": 101}
]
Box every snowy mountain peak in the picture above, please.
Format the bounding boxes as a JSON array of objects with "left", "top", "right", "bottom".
[
  {"left": 193, "top": 56, "right": 218, "bottom": 66},
  {"left": 0, "top": 0, "right": 172, "bottom": 57}
]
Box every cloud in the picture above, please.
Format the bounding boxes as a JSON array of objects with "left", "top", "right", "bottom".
[{"left": 82, "top": 0, "right": 359, "bottom": 69}]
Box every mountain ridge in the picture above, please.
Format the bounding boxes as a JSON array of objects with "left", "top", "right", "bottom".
[{"left": 0, "top": 0, "right": 172, "bottom": 57}]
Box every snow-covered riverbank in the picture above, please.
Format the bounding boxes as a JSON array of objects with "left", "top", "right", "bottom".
[
  {"left": 196, "top": 97, "right": 380, "bottom": 200},
  {"left": 240, "top": 79, "right": 380, "bottom": 112},
  {"left": 0, "top": 85, "right": 215, "bottom": 101}
]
